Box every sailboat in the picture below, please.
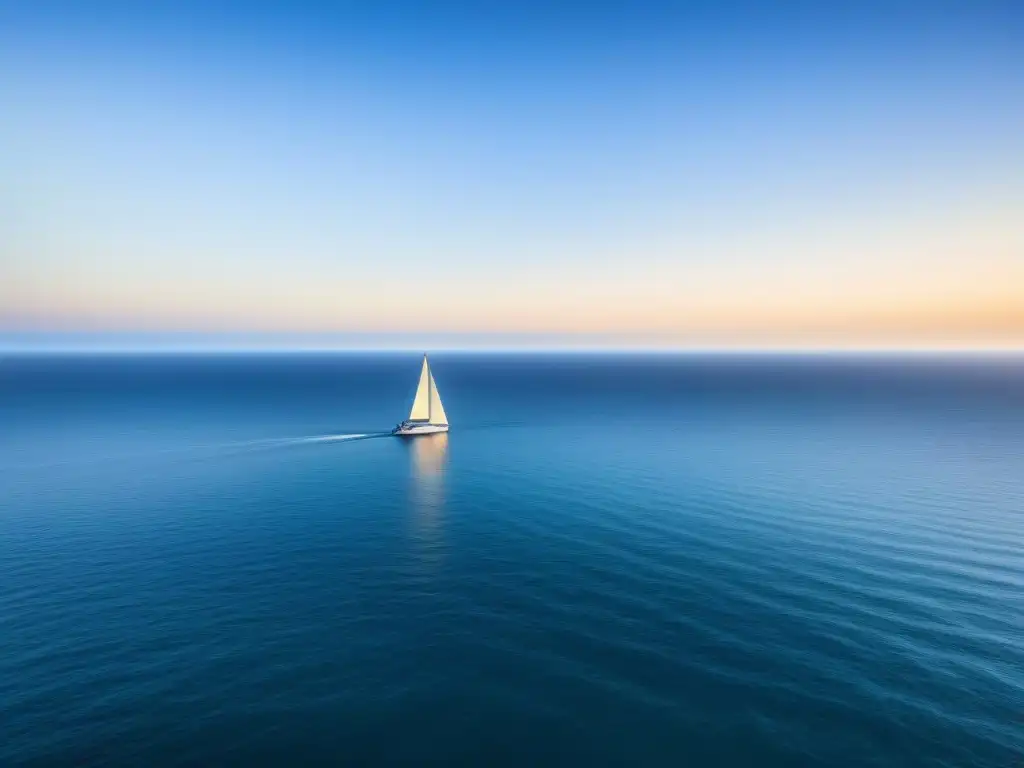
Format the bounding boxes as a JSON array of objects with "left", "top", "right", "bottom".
[{"left": 393, "top": 355, "right": 449, "bottom": 436}]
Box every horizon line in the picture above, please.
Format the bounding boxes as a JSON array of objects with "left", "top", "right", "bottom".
[{"left": 2, "top": 344, "right": 1022, "bottom": 356}]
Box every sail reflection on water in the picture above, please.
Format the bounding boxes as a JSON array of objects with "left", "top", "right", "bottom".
[
  {"left": 409, "top": 433, "right": 449, "bottom": 560},
  {"left": 412, "top": 432, "right": 449, "bottom": 479}
]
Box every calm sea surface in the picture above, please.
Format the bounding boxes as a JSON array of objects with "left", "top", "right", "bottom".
[{"left": 2, "top": 353, "right": 1022, "bottom": 766}]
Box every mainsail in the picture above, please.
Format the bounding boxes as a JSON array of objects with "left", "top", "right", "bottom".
[{"left": 408, "top": 355, "right": 448, "bottom": 425}]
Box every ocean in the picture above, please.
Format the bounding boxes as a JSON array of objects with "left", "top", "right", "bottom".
[{"left": 2, "top": 353, "right": 1022, "bottom": 766}]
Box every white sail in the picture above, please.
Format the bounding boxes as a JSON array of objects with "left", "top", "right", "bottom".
[
  {"left": 428, "top": 369, "right": 448, "bottom": 425},
  {"left": 408, "top": 356, "right": 431, "bottom": 421}
]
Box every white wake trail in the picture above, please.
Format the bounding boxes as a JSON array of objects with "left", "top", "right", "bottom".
[
  {"left": 208, "top": 432, "right": 387, "bottom": 458},
  {"left": 223, "top": 432, "right": 381, "bottom": 450},
  {"left": 289, "top": 433, "right": 373, "bottom": 443}
]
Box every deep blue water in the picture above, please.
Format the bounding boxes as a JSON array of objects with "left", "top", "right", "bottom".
[{"left": 2, "top": 353, "right": 1022, "bottom": 766}]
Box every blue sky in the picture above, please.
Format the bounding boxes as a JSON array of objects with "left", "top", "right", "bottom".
[{"left": 2, "top": 1, "right": 1022, "bottom": 349}]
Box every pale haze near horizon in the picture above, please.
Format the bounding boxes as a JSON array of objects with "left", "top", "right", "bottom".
[{"left": 2, "top": 2, "right": 1022, "bottom": 351}]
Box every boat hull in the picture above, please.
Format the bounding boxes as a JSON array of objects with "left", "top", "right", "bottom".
[{"left": 393, "top": 423, "right": 449, "bottom": 436}]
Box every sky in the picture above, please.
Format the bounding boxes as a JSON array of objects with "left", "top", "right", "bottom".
[{"left": 2, "top": 1, "right": 1022, "bottom": 350}]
